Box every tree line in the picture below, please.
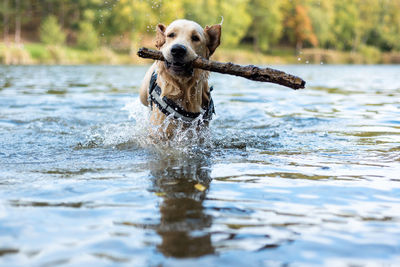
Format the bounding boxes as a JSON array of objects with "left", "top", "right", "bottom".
[{"left": 1, "top": 0, "right": 400, "bottom": 53}]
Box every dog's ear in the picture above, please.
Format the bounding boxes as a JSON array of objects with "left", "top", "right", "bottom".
[
  {"left": 155, "top": 23, "right": 166, "bottom": 49},
  {"left": 204, "top": 24, "right": 221, "bottom": 57}
]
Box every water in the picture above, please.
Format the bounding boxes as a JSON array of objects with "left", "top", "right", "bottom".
[{"left": 1, "top": 65, "right": 400, "bottom": 266}]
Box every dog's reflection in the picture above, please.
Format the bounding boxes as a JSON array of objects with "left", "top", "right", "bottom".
[{"left": 149, "top": 155, "right": 214, "bottom": 258}]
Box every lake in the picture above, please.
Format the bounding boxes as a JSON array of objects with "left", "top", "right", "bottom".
[{"left": 1, "top": 65, "right": 400, "bottom": 266}]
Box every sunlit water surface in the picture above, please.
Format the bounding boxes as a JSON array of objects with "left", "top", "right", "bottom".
[{"left": 1, "top": 65, "right": 400, "bottom": 266}]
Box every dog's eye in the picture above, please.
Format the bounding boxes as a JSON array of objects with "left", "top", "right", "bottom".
[
  {"left": 167, "top": 32, "right": 175, "bottom": 38},
  {"left": 191, "top": 35, "right": 200, "bottom": 42}
]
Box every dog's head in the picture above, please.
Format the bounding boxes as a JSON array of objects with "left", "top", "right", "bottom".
[{"left": 155, "top": 19, "right": 221, "bottom": 77}]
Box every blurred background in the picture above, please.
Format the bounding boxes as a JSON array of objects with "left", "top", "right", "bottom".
[{"left": 1, "top": 0, "right": 400, "bottom": 65}]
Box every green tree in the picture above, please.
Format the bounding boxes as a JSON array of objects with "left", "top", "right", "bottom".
[
  {"left": 307, "top": 0, "right": 335, "bottom": 48},
  {"left": 0, "top": 0, "right": 12, "bottom": 42},
  {"left": 106, "top": 0, "right": 154, "bottom": 52},
  {"left": 247, "top": 0, "right": 283, "bottom": 52},
  {"left": 183, "top": 0, "right": 219, "bottom": 27},
  {"left": 154, "top": 0, "right": 185, "bottom": 24},
  {"left": 219, "top": 0, "right": 252, "bottom": 46},
  {"left": 2, "top": 0, "right": 400, "bottom": 55},
  {"left": 332, "top": 0, "right": 360, "bottom": 50},
  {"left": 377, "top": 0, "right": 400, "bottom": 51},
  {"left": 77, "top": 21, "right": 99, "bottom": 50},
  {"left": 183, "top": 0, "right": 251, "bottom": 47},
  {"left": 39, "top": 15, "right": 66, "bottom": 45}
]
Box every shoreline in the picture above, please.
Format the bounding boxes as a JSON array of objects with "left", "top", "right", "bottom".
[{"left": 1, "top": 42, "right": 400, "bottom": 66}]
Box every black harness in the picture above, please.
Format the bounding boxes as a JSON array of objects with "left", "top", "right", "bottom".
[{"left": 148, "top": 71, "right": 215, "bottom": 123}]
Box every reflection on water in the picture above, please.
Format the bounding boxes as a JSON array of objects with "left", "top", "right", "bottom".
[
  {"left": 149, "top": 156, "right": 213, "bottom": 258},
  {"left": 1, "top": 65, "right": 400, "bottom": 266}
]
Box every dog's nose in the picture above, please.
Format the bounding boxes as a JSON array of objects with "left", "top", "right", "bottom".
[{"left": 171, "top": 44, "right": 187, "bottom": 58}]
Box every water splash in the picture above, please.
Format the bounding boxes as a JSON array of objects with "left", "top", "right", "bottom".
[{"left": 77, "top": 98, "right": 213, "bottom": 157}]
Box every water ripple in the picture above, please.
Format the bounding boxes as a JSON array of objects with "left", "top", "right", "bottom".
[{"left": 1, "top": 65, "right": 400, "bottom": 266}]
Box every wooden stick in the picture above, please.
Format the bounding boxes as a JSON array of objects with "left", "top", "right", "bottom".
[{"left": 137, "top": 47, "right": 306, "bottom": 90}]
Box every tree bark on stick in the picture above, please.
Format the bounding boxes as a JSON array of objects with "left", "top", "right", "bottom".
[{"left": 137, "top": 47, "right": 306, "bottom": 90}]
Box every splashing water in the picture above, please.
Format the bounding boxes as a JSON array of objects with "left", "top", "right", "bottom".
[
  {"left": 1, "top": 65, "right": 400, "bottom": 266},
  {"left": 78, "top": 97, "right": 213, "bottom": 157}
]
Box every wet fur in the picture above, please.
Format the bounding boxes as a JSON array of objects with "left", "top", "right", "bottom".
[{"left": 139, "top": 19, "right": 221, "bottom": 138}]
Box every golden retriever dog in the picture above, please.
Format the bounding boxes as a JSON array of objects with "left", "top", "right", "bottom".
[{"left": 139, "top": 19, "right": 221, "bottom": 139}]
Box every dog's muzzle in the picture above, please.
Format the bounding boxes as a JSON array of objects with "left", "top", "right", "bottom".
[
  {"left": 171, "top": 44, "right": 187, "bottom": 58},
  {"left": 165, "top": 44, "right": 194, "bottom": 76}
]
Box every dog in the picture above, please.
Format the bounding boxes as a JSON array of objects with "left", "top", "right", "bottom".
[{"left": 139, "top": 19, "right": 221, "bottom": 139}]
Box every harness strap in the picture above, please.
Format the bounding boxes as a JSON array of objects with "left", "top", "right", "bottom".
[{"left": 148, "top": 72, "right": 215, "bottom": 123}]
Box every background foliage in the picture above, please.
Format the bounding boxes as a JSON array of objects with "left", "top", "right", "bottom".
[{"left": 1, "top": 0, "right": 400, "bottom": 64}]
